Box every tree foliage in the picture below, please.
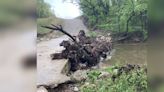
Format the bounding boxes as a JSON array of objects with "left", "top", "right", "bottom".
[
  {"left": 37, "top": 0, "right": 52, "bottom": 18},
  {"left": 79, "top": 0, "right": 148, "bottom": 36}
]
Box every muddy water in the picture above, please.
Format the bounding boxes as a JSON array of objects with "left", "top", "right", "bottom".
[{"left": 105, "top": 43, "right": 147, "bottom": 65}]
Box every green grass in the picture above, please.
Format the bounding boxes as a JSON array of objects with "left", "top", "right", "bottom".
[
  {"left": 87, "top": 31, "right": 98, "bottom": 37},
  {"left": 37, "top": 16, "right": 63, "bottom": 34},
  {"left": 80, "top": 65, "right": 147, "bottom": 92}
]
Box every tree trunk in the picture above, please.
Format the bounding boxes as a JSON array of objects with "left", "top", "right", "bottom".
[
  {"left": 126, "top": 12, "right": 135, "bottom": 32},
  {"left": 118, "top": 16, "right": 120, "bottom": 33}
]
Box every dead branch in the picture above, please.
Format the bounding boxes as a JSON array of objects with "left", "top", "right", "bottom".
[
  {"left": 41, "top": 25, "right": 91, "bottom": 55},
  {"left": 41, "top": 25, "right": 77, "bottom": 42}
]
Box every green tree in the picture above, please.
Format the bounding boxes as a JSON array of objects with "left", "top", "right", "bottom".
[
  {"left": 37, "top": 0, "right": 52, "bottom": 18},
  {"left": 79, "top": 0, "right": 148, "bottom": 36},
  {"left": 79, "top": 0, "right": 110, "bottom": 28}
]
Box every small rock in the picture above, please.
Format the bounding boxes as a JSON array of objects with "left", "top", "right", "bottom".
[
  {"left": 99, "top": 71, "right": 110, "bottom": 78},
  {"left": 71, "top": 70, "right": 88, "bottom": 81},
  {"left": 92, "top": 62, "right": 107, "bottom": 69},
  {"left": 82, "top": 82, "right": 96, "bottom": 88},
  {"left": 105, "top": 55, "right": 112, "bottom": 61},
  {"left": 37, "top": 86, "right": 48, "bottom": 92},
  {"left": 73, "top": 87, "right": 79, "bottom": 92},
  {"left": 113, "top": 69, "right": 118, "bottom": 75},
  {"left": 79, "top": 63, "right": 87, "bottom": 68},
  {"left": 91, "top": 65, "right": 99, "bottom": 69},
  {"left": 84, "top": 82, "right": 90, "bottom": 86},
  {"left": 107, "top": 33, "right": 111, "bottom": 36}
]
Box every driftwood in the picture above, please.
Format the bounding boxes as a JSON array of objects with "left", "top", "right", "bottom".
[
  {"left": 42, "top": 25, "right": 112, "bottom": 71},
  {"left": 112, "top": 31, "right": 145, "bottom": 43}
]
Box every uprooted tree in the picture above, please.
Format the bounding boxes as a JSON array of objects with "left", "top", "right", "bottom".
[{"left": 42, "top": 25, "right": 112, "bottom": 71}]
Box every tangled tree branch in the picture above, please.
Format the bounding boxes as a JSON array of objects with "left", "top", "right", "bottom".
[
  {"left": 41, "top": 25, "right": 77, "bottom": 42},
  {"left": 41, "top": 25, "right": 91, "bottom": 55}
]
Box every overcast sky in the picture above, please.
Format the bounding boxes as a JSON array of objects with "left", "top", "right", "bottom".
[{"left": 44, "top": 0, "right": 82, "bottom": 19}]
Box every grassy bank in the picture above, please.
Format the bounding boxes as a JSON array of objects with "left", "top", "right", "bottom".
[
  {"left": 37, "top": 16, "right": 63, "bottom": 34},
  {"left": 37, "top": 16, "right": 64, "bottom": 42},
  {"left": 80, "top": 64, "right": 147, "bottom": 92}
]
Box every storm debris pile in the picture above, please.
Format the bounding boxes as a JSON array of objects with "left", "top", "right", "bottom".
[{"left": 42, "top": 25, "right": 112, "bottom": 71}]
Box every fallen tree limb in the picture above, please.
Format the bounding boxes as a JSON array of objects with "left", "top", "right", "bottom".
[
  {"left": 41, "top": 25, "right": 77, "bottom": 42},
  {"left": 41, "top": 25, "right": 91, "bottom": 55}
]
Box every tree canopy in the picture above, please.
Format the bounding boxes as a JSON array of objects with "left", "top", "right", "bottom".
[
  {"left": 37, "top": 0, "right": 52, "bottom": 18},
  {"left": 79, "top": 0, "right": 148, "bottom": 37}
]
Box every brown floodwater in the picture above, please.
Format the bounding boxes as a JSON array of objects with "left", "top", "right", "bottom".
[{"left": 105, "top": 43, "right": 147, "bottom": 65}]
